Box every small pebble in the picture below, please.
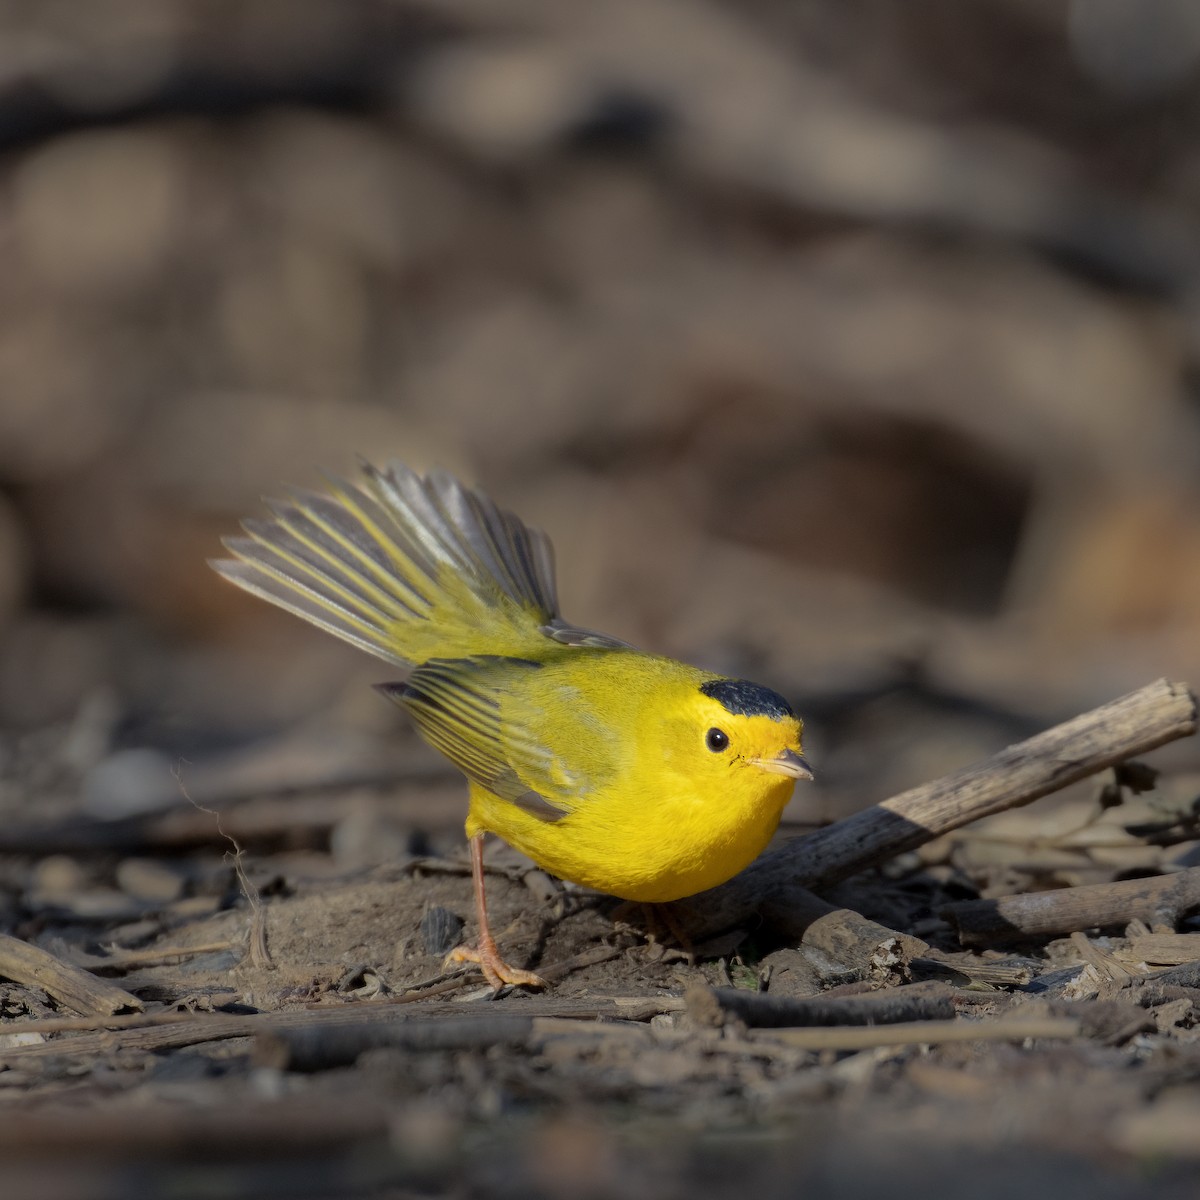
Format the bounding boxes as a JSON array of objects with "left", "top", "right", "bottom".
[
  {"left": 420, "top": 905, "right": 465, "bottom": 956},
  {"left": 116, "top": 857, "right": 187, "bottom": 904},
  {"left": 32, "top": 854, "right": 88, "bottom": 896},
  {"left": 82, "top": 748, "right": 177, "bottom": 818},
  {"left": 522, "top": 869, "right": 560, "bottom": 906}
]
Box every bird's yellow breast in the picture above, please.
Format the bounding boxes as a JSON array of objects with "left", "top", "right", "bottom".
[
  {"left": 443, "top": 650, "right": 805, "bottom": 902},
  {"left": 466, "top": 734, "right": 796, "bottom": 902}
]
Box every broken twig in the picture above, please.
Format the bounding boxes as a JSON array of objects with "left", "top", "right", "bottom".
[
  {"left": 689, "top": 980, "right": 957, "bottom": 1028},
  {"left": 942, "top": 867, "right": 1200, "bottom": 946},
  {"left": 175, "top": 765, "right": 274, "bottom": 970},
  {"left": 0, "top": 933, "right": 142, "bottom": 1016}
]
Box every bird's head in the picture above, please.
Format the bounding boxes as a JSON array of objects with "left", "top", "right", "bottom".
[{"left": 682, "top": 676, "right": 812, "bottom": 794}]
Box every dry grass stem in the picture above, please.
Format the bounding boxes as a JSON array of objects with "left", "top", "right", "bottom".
[{"left": 174, "top": 764, "right": 274, "bottom": 970}]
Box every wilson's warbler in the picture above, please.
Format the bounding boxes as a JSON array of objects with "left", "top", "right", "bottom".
[{"left": 213, "top": 462, "right": 811, "bottom": 988}]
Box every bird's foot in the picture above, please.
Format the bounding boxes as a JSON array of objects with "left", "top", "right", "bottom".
[
  {"left": 654, "top": 902, "right": 696, "bottom": 964},
  {"left": 613, "top": 902, "right": 695, "bottom": 965},
  {"left": 445, "top": 939, "right": 546, "bottom": 991}
]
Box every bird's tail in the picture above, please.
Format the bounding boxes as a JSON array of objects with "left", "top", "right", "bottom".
[{"left": 211, "top": 461, "right": 561, "bottom": 666}]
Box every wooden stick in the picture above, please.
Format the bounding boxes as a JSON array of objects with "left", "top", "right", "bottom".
[
  {"left": 0, "top": 1009, "right": 205, "bottom": 1036},
  {"left": 681, "top": 678, "right": 1196, "bottom": 937},
  {"left": 688, "top": 980, "right": 957, "bottom": 1029},
  {"left": 0, "top": 787, "right": 458, "bottom": 855},
  {"left": 755, "top": 1016, "right": 1080, "bottom": 1051},
  {"left": 0, "top": 933, "right": 142, "bottom": 1016},
  {"left": 257, "top": 1009, "right": 676, "bottom": 1072},
  {"left": 941, "top": 866, "right": 1200, "bottom": 946},
  {"left": 0, "top": 993, "right": 685, "bottom": 1063}
]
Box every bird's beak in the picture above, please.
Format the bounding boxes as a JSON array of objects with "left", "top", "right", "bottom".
[{"left": 751, "top": 748, "right": 814, "bottom": 781}]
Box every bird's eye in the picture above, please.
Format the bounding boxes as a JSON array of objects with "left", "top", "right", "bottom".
[{"left": 706, "top": 727, "right": 729, "bottom": 753}]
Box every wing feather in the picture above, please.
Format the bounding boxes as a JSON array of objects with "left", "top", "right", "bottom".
[{"left": 382, "top": 656, "right": 575, "bottom": 822}]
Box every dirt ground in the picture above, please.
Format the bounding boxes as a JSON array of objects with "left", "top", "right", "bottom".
[{"left": 4, "top": 710, "right": 1200, "bottom": 1199}]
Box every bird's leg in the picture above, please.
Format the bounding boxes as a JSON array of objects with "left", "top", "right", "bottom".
[
  {"left": 444, "top": 833, "right": 546, "bottom": 990},
  {"left": 654, "top": 903, "right": 696, "bottom": 965}
]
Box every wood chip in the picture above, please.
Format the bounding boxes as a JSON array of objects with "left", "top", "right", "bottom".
[{"left": 1118, "top": 933, "right": 1200, "bottom": 966}]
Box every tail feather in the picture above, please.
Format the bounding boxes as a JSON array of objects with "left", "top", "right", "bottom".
[
  {"left": 358, "top": 465, "right": 558, "bottom": 613},
  {"left": 214, "top": 548, "right": 404, "bottom": 664},
  {"left": 212, "top": 462, "right": 562, "bottom": 667},
  {"left": 273, "top": 486, "right": 435, "bottom": 612}
]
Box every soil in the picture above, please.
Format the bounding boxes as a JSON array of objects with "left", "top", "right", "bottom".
[{"left": 4, "top": 755, "right": 1200, "bottom": 1199}]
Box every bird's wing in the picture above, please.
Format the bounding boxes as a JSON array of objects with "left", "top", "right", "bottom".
[
  {"left": 381, "top": 656, "right": 583, "bottom": 822},
  {"left": 538, "top": 618, "right": 632, "bottom": 650}
]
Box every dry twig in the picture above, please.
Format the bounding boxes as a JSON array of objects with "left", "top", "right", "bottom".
[
  {"left": 0, "top": 993, "right": 685, "bottom": 1064},
  {"left": 942, "top": 867, "right": 1200, "bottom": 946},
  {"left": 0, "top": 933, "right": 142, "bottom": 1016},
  {"left": 175, "top": 765, "right": 274, "bottom": 970},
  {"left": 756, "top": 1016, "right": 1081, "bottom": 1052},
  {"left": 689, "top": 980, "right": 957, "bottom": 1029}
]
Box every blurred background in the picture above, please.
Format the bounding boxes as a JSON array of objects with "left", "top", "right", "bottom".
[{"left": 3, "top": 0, "right": 1200, "bottom": 848}]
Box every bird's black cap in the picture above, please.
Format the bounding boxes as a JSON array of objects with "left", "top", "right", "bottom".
[{"left": 700, "top": 678, "right": 795, "bottom": 721}]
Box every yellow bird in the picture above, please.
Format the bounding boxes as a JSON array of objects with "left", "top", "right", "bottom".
[{"left": 212, "top": 462, "right": 811, "bottom": 988}]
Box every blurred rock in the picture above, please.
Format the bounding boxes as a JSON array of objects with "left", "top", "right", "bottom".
[
  {"left": 1068, "top": 0, "right": 1200, "bottom": 97},
  {"left": 0, "top": 311, "right": 146, "bottom": 480},
  {"left": 13, "top": 127, "right": 184, "bottom": 294},
  {"left": 31, "top": 854, "right": 88, "bottom": 898},
  {"left": 56, "top": 688, "right": 121, "bottom": 774},
  {"left": 130, "top": 392, "right": 446, "bottom": 512},
  {"left": 402, "top": 293, "right": 601, "bottom": 462},
  {"left": 0, "top": 616, "right": 115, "bottom": 730},
  {"left": 330, "top": 798, "right": 414, "bottom": 869},
  {"left": 409, "top": 42, "right": 610, "bottom": 161},
  {"left": 215, "top": 235, "right": 371, "bottom": 398},
  {"left": 524, "top": 1114, "right": 619, "bottom": 1200},
  {"left": 116, "top": 857, "right": 187, "bottom": 904},
  {"left": 83, "top": 747, "right": 179, "bottom": 819},
  {"left": 24, "top": 1, "right": 183, "bottom": 111},
  {"left": 249, "top": 111, "right": 457, "bottom": 272}
]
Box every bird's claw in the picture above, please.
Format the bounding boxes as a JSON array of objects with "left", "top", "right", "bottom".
[{"left": 445, "top": 942, "right": 546, "bottom": 991}]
